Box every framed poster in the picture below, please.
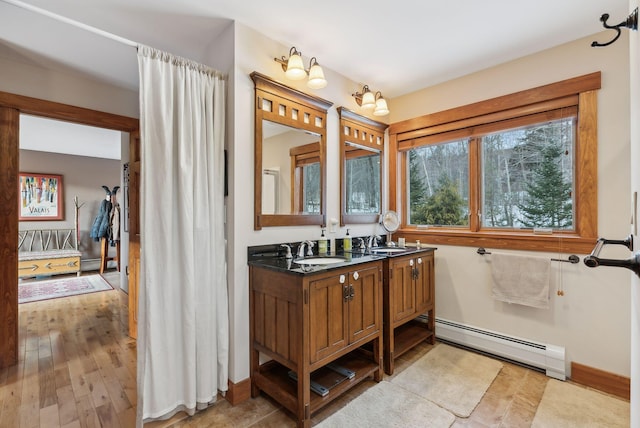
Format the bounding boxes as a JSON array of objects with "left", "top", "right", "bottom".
[{"left": 19, "top": 172, "right": 64, "bottom": 221}]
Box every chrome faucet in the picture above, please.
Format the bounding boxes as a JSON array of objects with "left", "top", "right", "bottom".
[
  {"left": 367, "top": 235, "right": 381, "bottom": 249},
  {"left": 355, "top": 237, "right": 366, "bottom": 252},
  {"left": 297, "top": 240, "right": 315, "bottom": 258},
  {"left": 280, "top": 244, "right": 292, "bottom": 259}
]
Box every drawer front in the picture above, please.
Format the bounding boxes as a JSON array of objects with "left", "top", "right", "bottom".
[{"left": 18, "top": 256, "right": 80, "bottom": 277}]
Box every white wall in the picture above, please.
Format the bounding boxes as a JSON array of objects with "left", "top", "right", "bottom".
[
  {"left": 19, "top": 150, "right": 121, "bottom": 263},
  {"left": 0, "top": 55, "right": 138, "bottom": 118},
  {"left": 391, "top": 33, "right": 632, "bottom": 378}
]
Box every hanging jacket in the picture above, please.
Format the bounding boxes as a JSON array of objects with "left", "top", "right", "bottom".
[
  {"left": 110, "top": 202, "right": 121, "bottom": 245},
  {"left": 90, "top": 198, "right": 112, "bottom": 241}
]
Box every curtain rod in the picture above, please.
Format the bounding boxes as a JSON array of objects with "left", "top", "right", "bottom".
[{"left": 2, "top": 0, "right": 138, "bottom": 48}]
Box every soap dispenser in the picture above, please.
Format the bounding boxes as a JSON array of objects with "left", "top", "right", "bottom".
[
  {"left": 343, "top": 229, "right": 352, "bottom": 252},
  {"left": 318, "top": 229, "right": 328, "bottom": 254}
]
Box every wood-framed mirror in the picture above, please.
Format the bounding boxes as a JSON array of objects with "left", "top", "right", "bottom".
[
  {"left": 338, "top": 107, "right": 388, "bottom": 225},
  {"left": 251, "top": 72, "right": 333, "bottom": 230}
]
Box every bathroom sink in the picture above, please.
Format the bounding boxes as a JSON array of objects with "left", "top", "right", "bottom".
[
  {"left": 370, "top": 247, "right": 408, "bottom": 253},
  {"left": 293, "top": 256, "right": 347, "bottom": 265}
]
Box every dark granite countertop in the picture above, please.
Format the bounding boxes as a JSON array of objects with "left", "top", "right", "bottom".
[
  {"left": 248, "top": 243, "right": 436, "bottom": 275},
  {"left": 366, "top": 246, "right": 437, "bottom": 257}
]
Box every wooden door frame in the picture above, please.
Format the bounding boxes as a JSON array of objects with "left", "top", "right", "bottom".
[{"left": 0, "top": 91, "right": 138, "bottom": 369}]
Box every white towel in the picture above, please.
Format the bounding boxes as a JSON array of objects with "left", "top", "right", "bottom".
[{"left": 490, "top": 253, "right": 551, "bottom": 309}]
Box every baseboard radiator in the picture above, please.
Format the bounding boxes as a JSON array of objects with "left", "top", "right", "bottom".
[{"left": 431, "top": 317, "right": 566, "bottom": 380}]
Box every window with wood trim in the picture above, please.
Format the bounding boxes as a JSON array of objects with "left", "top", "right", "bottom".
[
  {"left": 389, "top": 73, "right": 600, "bottom": 254},
  {"left": 290, "top": 142, "right": 321, "bottom": 213}
]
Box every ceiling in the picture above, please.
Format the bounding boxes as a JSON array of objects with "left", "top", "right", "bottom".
[{"left": 0, "top": 0, "right": 631, "bottom": 98}]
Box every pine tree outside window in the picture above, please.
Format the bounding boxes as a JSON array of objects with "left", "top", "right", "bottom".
[
  {"left": 408, "top": 140, "right": 470, "bottom": 227},
  {"left": 481, "top": 117, "right": 575, "bottom": 231}
]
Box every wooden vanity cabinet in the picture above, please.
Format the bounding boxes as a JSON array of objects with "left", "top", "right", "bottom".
[
  {"left": 382, "top": 250, "right": 435, "bottom": 375},
  {"left": 249, "top": 261, "right": 383, "bottom": 428}
]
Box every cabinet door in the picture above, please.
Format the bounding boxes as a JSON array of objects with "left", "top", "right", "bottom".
[
  {"left": 348, "top": 265, "right": 380, "bottom": 344},
  {"left": 389, "top": 257, "right": 417, "bottom": 324},
  {"left": 415, "top": 253, "right": 434, "bottom": 313},
  {"left": 309, "top": 274, "right": 348, "bottom": 364}
]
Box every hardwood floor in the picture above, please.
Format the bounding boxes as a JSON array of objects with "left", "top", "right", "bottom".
[
  {"left": 2, "top": 271, "right": 575, "bottom": 427},
  {"left": 1, "top": 271, "right": 136, "bottom": 428}
]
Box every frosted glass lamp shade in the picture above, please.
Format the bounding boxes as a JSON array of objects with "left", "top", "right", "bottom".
[
  {"left": 307, "top": 63, "right": 327, "bottom": 89},
  {"left": 285, "top": 53, "right": 306, "bottom": 80},
  {"left": 373, "top": 97, "right": 389, "bottom": 116},
  {"left": 361, "top": 90, "right": 376, "bottom": 109}
]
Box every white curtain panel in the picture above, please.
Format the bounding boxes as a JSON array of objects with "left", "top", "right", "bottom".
[{"left": 136, "top": 45, "right": 228, "bottom": 424}]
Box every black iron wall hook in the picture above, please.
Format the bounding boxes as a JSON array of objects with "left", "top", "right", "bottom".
[{"left": 591, "top": 7, "right": 638, "bottom": 47}]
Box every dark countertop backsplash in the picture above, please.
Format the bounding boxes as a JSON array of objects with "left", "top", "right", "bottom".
[{"left": 248, "top": 238, "right": 436, "bottom": 275}]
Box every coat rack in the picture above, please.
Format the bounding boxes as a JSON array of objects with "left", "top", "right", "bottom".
[
  {"left": 90, "top": 185, "right": 121, "bottom": 274},
  {"left": 591, "top": 7, "right": 638, "bottom": 47}
]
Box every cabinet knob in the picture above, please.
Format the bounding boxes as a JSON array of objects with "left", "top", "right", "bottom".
[
  {"left": 339, "top": 274, "right": 346, "bottom": 284},
  {"left": 352, "top": 271, "right": 359, "bottom": 280},
  {"left": 417, "top": 258, "right": 422, "bottom": 264},
  {"left": 409, "top": 259, "right": 414, "bottom": 266}
]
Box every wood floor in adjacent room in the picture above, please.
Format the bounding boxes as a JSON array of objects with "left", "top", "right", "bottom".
[
  {"left": 1, "top": 270, "right": 586, "bottom": 427},
  {"left": 1, "top": 271, "right": 137, "bottom": 428}
]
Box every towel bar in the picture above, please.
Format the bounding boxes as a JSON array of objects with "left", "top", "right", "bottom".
[
  {"left": 583, "top": 235, "right": 640, "bottom": 277},
  {"left": 477, "top": 248, "right": 580, "bottom": 264}
]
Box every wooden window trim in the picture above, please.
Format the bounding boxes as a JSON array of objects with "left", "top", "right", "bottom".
[
  {"left": 388, "top": 73, "right": 600, "bottom": 254},
  {"left": 291, "top": 143, "right": 321, "bottom": 213},
  {"left": 291, "top": 142, "right": 321, "bottom": 166}
]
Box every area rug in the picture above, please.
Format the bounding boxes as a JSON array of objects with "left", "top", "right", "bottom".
[
  {"left": 19, "top": 274, "right": 113, "bottom": 303},
  {"left": 532, "top": 379, "right": 629, "bottom": 427},
  {"left": 390, "top": 343, "right": 503, "bottom": 417},
  {"left": 315, "top": 381, "right": 455, "bottom": 428}
]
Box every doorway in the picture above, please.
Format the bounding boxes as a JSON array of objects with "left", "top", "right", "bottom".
[
  {"left": 0, "top": 91, "right": 139, "bottom": 369},
  {"left": 19, "top": 113, "right": 124, "bottom": 280}
]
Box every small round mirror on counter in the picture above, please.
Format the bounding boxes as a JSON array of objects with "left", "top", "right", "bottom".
[
  {"left": 382, "top": 211, "right": 399, "bottom": 232},
  {"left": 381, "top": 210, "right": 400, "bottom": 247}
]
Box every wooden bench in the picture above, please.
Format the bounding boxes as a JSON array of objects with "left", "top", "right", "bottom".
[{"left": 18, "top": 229, "right": 81, "bottom": 278}]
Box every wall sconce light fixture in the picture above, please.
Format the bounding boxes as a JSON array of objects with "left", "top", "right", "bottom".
[
  {"left": 373, "top": 92, "right": 389, "bottom": 116},
  {"left": 353, "top": 85, "right": 390, "bottom": 116},
  {"left": 274, "top": 47, "right": 328, "bottom": 89}
]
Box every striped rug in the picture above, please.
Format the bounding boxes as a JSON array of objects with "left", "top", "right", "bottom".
[{"left": 18, "top": 274, "right": 113, "bottom": 303}]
